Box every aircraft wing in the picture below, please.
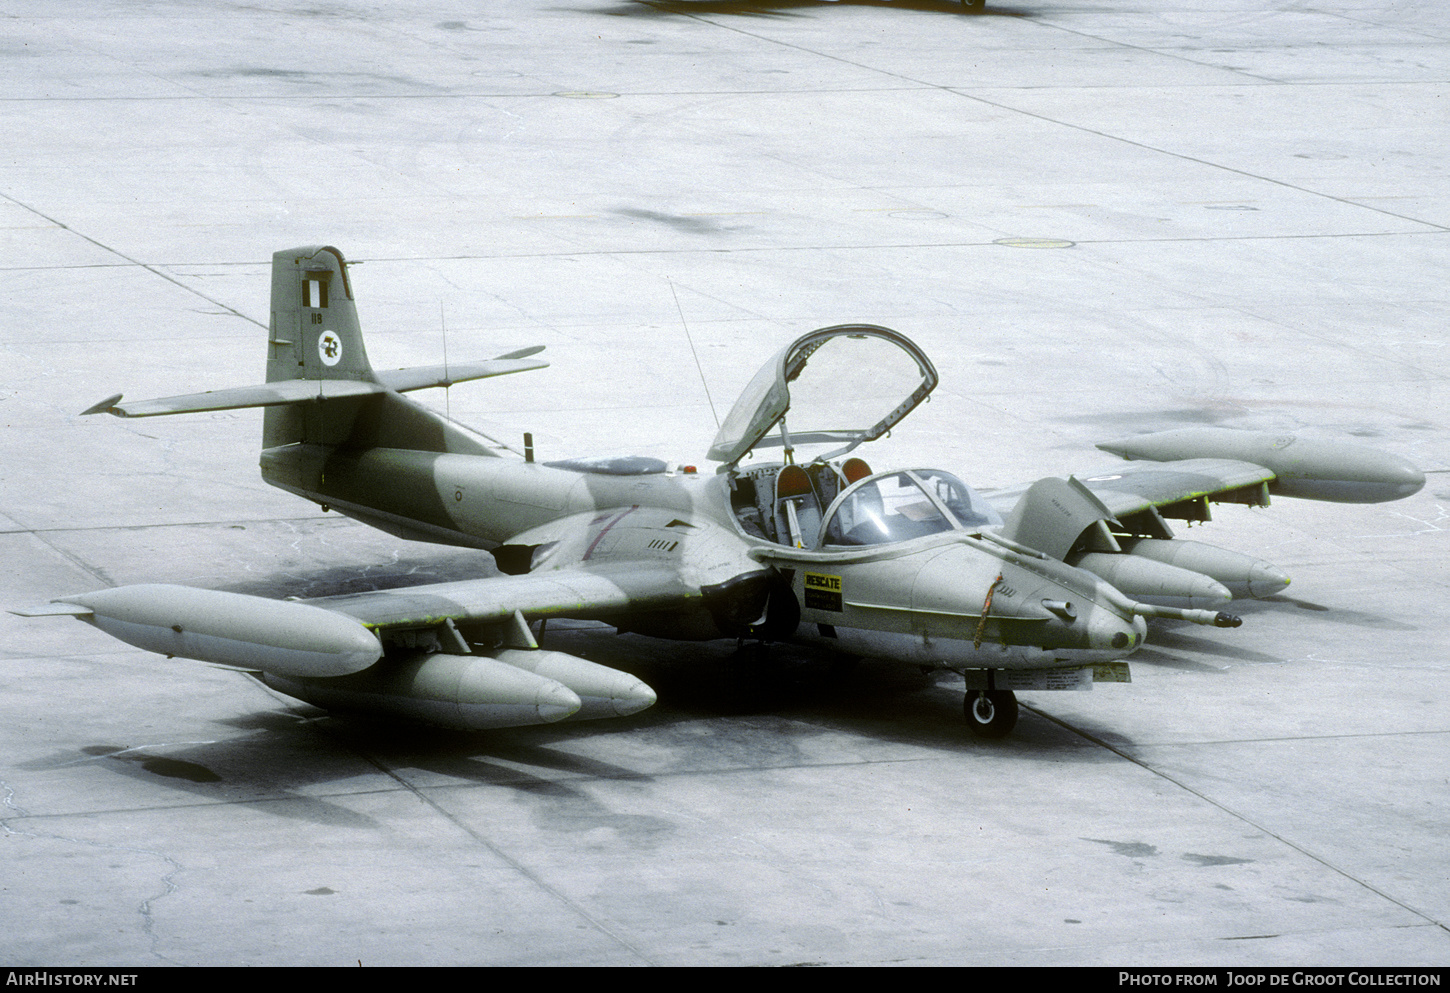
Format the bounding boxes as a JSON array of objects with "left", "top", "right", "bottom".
[
  {"left": 985, "top": 428, "right": 1424, "bottom": 560},
  {"left": 306, "top": 562, "right": 699, "bottom": 633},
  {"left": 10, "top": 563, "right": 711, "bottom": 684},
  {"left": 988, "top": 457, "right": 1276, "bottom": 524}
]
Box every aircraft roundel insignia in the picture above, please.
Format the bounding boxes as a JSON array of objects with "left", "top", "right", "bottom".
[{"left": 318, "top": 330, "right": 343, "bottom": 367}]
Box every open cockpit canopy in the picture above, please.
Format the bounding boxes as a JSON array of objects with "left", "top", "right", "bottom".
[{"left": 707, "top": 325, "right": 938, "bottom": 471}]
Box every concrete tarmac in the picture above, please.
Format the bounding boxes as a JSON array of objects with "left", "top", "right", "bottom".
[{"left": 2, "top": 0, "right": 1448, "bottom": 967}]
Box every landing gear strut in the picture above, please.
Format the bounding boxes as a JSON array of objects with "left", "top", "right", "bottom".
[{"left": 964, "top": 689, "right": 1018, "bottom": 738}]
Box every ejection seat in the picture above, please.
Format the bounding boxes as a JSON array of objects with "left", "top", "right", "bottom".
[
  {"left": 773, "top": 465, "right": 822, "bottom": 549},
  {"left": 841, "top": 457, "right": 872, "bottom": 485},
  {"left": 769, "top": 458, "right": 871, "bottom": 548}
]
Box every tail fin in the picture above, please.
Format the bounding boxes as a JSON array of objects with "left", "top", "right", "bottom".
[
  {"left": 267, "top": 245, "right": 371, "bottom": 385},
  {"left": 264, "top": 245, "right": 372, "bottom": 449}
]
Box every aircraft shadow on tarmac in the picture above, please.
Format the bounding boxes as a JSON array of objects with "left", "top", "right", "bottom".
[{"left": 18, "top": 621, "right": 1135, "bottom": 835}]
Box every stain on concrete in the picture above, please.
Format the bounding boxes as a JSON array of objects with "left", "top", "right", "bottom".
[
  {"left": 1084, "top": 838, "right": 1158, "bottom": 858},
  {"left": 614, "top": 208, "right": 733, "bottom": 235}
]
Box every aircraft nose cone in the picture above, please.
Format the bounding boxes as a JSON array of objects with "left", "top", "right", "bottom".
[
  {"left": 1087, "top": 608, "right": 1147, "bottom": 653},
  {"left": 1247, "top": 561, "right": 1291, "bottom": 599}
]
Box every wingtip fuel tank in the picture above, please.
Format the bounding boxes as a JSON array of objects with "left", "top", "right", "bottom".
[
  {"left": 53, "top": 584, "right": 382, "bottom": 678},
  {"left": 1097, "top": 428, "right": 1425, "bottom": 503}
]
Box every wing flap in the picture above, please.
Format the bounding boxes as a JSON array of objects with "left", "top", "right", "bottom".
[{"left": 1072, "top": 458, "right": 1276, "bottom": 519}]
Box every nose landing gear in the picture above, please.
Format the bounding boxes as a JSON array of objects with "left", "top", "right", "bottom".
[{"left": 964, "top": 689, "right": 1018, "bottom": 738}]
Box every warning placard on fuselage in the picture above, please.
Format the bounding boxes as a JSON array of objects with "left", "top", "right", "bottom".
[
  {"left": 961, "top": 663, "right": 1130, "bottom": 691},
  {"left": 803, "top": 572, "right": 843, "bottom": 612}
]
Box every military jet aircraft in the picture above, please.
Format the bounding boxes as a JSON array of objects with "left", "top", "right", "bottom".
[{"left": 16, "top": 245, "right": 1426, "bottom": 738}]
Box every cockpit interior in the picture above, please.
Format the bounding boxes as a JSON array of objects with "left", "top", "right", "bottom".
[{"left": 729, "top": 461, "right": 1003, "bottom": 549}]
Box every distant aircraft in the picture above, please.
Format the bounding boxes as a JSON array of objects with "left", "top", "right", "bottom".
[
  {"left": 821, "top": 0, "right": 986, "bottom": 8},
  {"left": 17, "top": 246, "right": 1424, "bottom": 738}
]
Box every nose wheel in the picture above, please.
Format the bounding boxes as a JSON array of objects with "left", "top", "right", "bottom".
[{"left": 964, "top": 689, "right": 1018, "bottom": 738}]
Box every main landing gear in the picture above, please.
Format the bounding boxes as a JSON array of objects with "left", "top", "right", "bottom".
[{"left": 964, "top": 689, "right": 1018, "bottom": 738}]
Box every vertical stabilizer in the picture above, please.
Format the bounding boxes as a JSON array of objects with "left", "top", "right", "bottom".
[
  {"left": 265, "top": 246, "right": 374, "bottom": 448},
  {"left": 268, "top": 245, "right": 371, "bottom": 382}
]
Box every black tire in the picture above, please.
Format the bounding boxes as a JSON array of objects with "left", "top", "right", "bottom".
[{"left": 964, "top": 689, "right": 1018, "bottom": 738}]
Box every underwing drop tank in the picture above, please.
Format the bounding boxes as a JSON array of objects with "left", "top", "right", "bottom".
[
  {"left": 261, "top": 649, "right": 657, "bottom": 730},
  {"left": 490, "top": 648, "right": 657, "bottom": 720},
  {"left": 1120, "top": 538, "right": 1290, "bottom": 599},
  {"left": 1072, "top": 539, "right": 1291, "bottom": 606},
  {"left": 1069, "top": 551, "right": 1233, "bottom": 609}
]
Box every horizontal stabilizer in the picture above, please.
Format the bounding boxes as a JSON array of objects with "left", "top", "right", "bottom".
[
  {"left": 82, "top": 352, "right": 547, "bottom": 418},
  {"left": 86, "top": 379, "right": 384, "bottom": 418},
  {"left": 374, "top": 356, "right": 548, "bottom": 393}
]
